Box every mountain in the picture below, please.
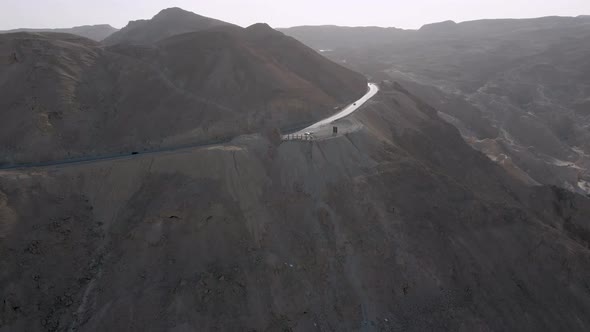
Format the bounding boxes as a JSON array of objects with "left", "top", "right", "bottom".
[
  {"left": 280, "top": 16, "right": 590, "bottom": 195},
  {"left": 0, "top": 24, "right": 118, "bottom": 41},
  {"left": 3, "top": 9, "right": 590, "bottom": 331},
  {"left": 103, "top": 7, "right": 235, "bottom": 45},
  {"left": 0, "top": 20, "right": 366, "bottom": 166},
  {"left": 2, "top": 81, "right": 590, "bottom": 331}
]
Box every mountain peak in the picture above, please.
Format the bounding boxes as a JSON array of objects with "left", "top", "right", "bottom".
[
  {"left": 245, "top": 23, "right": 280, "bottom": 37},
  {"left": 103, "top": 7, "right": 234, "bottom": 45},
  {"left": 153, "top": 7, "right": 196, "bottom": 20},
  {"left": 247, "top": 23, "right": 273, "bottom": 30}
]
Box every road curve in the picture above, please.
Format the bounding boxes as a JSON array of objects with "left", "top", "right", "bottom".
[
  {"left": 284, "top": 82, "right": 379, "bottom": 138},
  {"left": 0, "top": 83, "right": 379, "bottom": 170}
]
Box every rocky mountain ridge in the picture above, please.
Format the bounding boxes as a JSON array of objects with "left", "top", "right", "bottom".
[{"left": 0, "top": 24, "right": 118, "bottom": 41}]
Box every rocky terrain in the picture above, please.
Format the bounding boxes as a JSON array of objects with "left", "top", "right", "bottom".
[
  {"left": 0, "top": 25, "right": 118, "bottom": 42},
  {"left": 0, "top": 10, "right": 366, "bottom": 166},
  {"left": 2, "top": 82, "right": 590, "bottom": 331},
  {"left": 2, "top": 8, "right": 590, "bottom": 332},
  {"left": 281, "top": 16, "right": 590, "bottom": 195}
]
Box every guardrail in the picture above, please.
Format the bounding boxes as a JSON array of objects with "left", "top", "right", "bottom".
[{"left": 282, "top": 134, "right": 314, "bottom": 141}]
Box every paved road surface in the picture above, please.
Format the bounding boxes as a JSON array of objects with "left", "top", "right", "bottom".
[
  {"left": 0, "top": 138, "right": 232, "bottom": 170},
  {"left": 284, "top": 83, "right": 379, "bottom": 139}
]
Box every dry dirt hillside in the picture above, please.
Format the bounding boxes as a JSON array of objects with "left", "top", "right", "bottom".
[
  {"left": 1, "top": 82, "right": 590, "bottom": 331},
  {"left": 0, "top": 25, "right": 366, "bottom": 166}
]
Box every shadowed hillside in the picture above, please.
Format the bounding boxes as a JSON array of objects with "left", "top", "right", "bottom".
[
  {"left": 0, "top": 21, "right": 366, "bottom": 166},
  {"left": 2, "top": 82, "right": 590, "bottom": 331}
]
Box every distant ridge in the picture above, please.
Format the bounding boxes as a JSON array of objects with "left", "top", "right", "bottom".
[
  {"left": 0, "top": 24, "right": 118, "bottom": 41},
  {"left": 419, "top": 20, "right": 457, "bottom": 31},
  {"left": 278, "top": 25, "right": 407, "bottom": 49}
]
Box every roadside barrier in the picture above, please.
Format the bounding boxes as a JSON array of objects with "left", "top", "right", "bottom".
[{"left": 282, "top": 134, "right": 314, "bottom": 141}]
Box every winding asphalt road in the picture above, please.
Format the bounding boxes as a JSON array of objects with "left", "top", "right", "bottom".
[
  {"left": 0, "top": 83, "right": 379, "bottom": 170},
  {"left": 284, "top": 83, "right": 379, "bottom": 139}
]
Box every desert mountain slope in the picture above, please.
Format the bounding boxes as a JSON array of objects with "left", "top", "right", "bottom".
[
  {"left": 1, "top": 82, "right": 590, "bottom": 331},
  {"left": 0, "top": 23, "right": 366, "bottom": 166},
  {"left": 103, "top": 7, "right": 235, "bottom": 45},
  {"left": 281, "top": 16, "right": 590, "bottom": 195},
  {"left": 0, "top": 24, "right": 118, "bottom": 41}
]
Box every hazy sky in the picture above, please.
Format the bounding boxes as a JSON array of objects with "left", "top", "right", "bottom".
[{"left": 2, "top": 0, "right": 590, "bottom": 30}]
